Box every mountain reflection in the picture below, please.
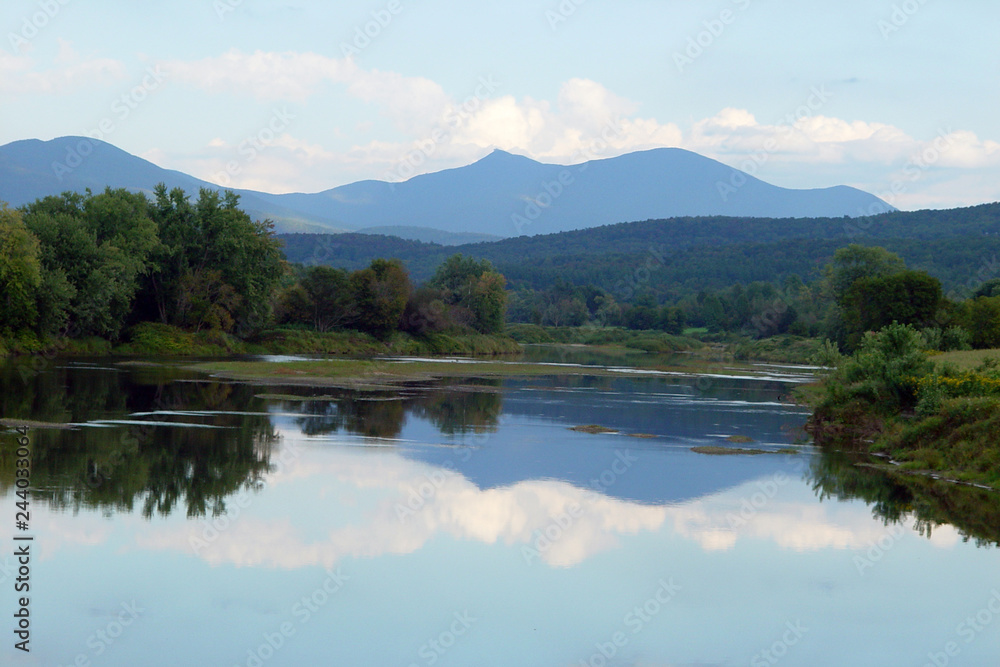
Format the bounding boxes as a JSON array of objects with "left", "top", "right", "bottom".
[{"left": 2, "top": 359, "right": 996, "bottom": 554}]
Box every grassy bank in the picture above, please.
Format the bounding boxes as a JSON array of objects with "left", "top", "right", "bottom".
[
  {"left": 732, "top": 335, "right": 826, "bottom": 365},
  {"left": 1, "top": 323, "right": 522, "bottom": 359},
  {"left": 806, "top": 324, "right": 1000, "bottom": 489},
  {"left": 506, "top": 324, "right": 702, "bottom": 353}
]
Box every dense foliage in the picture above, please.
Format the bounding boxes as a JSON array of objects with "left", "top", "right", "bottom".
[
  {"left": 1, "top": 188, "right": 286, "bottom": 345},
  {"left": 808, "top": 324, "right": 1000, "bottom": 488},
  {"left": 0, "top": 188, "right": 511, "bottom": 353},
  {"left": 280, "top": 203, "right": 1000, "bottom": 347},
  {"left": 5, "top": 188, "right": 1000, "bottom": 358}
]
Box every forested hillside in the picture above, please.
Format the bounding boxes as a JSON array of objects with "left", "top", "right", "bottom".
[{"left": 280, "top": 203, "right": 1000, "bottom": 293}]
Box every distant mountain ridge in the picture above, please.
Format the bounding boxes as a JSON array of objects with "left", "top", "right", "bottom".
[
  {"left": 0, "top": 136, "right": 895, "bottom": 238},
  {"left": 278, "top": 202, "right": 1000, "bottom": 294}
]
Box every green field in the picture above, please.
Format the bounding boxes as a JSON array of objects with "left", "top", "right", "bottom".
[{"left": 932, "top": 348, "right": 1000, "bottom": 371}]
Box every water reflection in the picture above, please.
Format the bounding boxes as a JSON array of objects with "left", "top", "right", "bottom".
[
  {"left": 810, "top": 449, "right": 1000, "bottom": 547},
  {"left": 292, "top": 381, "right": 503, "bottom": 439},
  {"left": 0, "top": 361, "right": 275, "bottom": 518},
  {"left": 2, "top": 357, "right": 997, "bottom": 552},
  {"left": 2, "top": 357, "right": 1000, "bottom": 666}
]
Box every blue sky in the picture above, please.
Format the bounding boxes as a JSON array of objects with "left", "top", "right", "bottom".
[{"left": 2, "top": 0, "right": 998, "bottom": 209}]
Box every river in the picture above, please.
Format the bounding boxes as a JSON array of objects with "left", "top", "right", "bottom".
[{"left": 1, "top": 350, "right": 998, "bottom": 666}]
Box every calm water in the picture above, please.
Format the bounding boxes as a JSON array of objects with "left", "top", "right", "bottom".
[{"left": 1, "top": 352, "right": 999, "bottom": 667}]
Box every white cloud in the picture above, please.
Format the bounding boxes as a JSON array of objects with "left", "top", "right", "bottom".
[
  {"left": 0, "top": 44, "right": 126, "bottom": 95},
  {"left": 668, "top": 501, "right": 888, "bottom": 552},
  {"left": 130, "top": 447, "right": 964, "bottom": 572},
  {"left": 143, "top": 49, "right": 1000, "bottom": 204},
  {"left": 135, "top": 451, "right": 669, "bottom": 569},
  {"left": 161, "top": 48, "right": 357, "bottom": 102}
]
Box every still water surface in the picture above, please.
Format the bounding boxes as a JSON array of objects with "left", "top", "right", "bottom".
[{"left": 1, "top": 352, "right": 998, "bottom": 666}]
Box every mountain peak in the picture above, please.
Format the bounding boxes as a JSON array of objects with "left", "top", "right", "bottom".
[
  {"left": 1, "top": 136, "right": 895, "bottom": 237},
  {"left": 475, "top": 148, "right": 537, "bottom": 164}
]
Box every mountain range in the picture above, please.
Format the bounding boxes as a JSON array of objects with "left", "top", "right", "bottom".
[{"left": 0, "top": 136, "right": 894, "bottom": 241}]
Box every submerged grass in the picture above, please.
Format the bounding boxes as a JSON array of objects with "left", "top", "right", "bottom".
[
  {"left": 188, "top": 357, "right": 655, "bottom": 389},
  {"left": 569, "top": 424, "right": 619, "bottom": 434},
  {"left": 692, "top": 446, "right": 799, "bottom": 456}
]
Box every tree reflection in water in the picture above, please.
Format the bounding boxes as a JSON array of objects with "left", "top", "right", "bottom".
[
  {"left": 810, "top": 447, "right": 1000, "bottom": 548},
  {"left": 0, "top": 361, "right": 502, "bottom": 519}
]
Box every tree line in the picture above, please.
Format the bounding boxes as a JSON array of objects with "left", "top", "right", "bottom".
[
  {"left": 0, "top": 186, "right": 508, "bottom": 348},
  {"left": 506, "top": 244, "right": 1000, "bottom": 352}
]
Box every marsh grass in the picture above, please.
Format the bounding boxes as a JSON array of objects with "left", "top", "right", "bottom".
[{"left": 932, "top": 348, "right": 1000, "bottom": 372}]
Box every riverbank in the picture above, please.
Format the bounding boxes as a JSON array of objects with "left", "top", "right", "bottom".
[
  {"left": 3, "top": 320, "right": 842, "bottom": 367},
  {"left": 805, "top": 325, "right": 1000, "bottom": 490},
  {"left": 0, "top": 323, "right": 522, "bottom": 359}
]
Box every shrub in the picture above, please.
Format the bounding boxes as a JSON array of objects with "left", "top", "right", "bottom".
[
  {"left": 811, "top": 339, "right": 843, "bottom": 368},
  {"left": 832, "top": 323, "right": 932, "bottom": 413},
  {"left": 941, "top": 326, "right": 973, "bottom": 352}
]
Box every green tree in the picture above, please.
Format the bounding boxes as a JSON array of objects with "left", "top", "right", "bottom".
[
  {"left": 824, "top": 245, "right": 907, "bottom": 303},
  {"left": 0, "top": 204, "right": 42, "bottom": 333},
  {"left": 841, "top": 270, "right": 942, "bottom": 348},
  {"left": 831, "top": 323, "right": 933, "bottom": 414},
  {"left": 292, "top": 266, "right": 353, "bottom": 332},
  {"left": 429, "top": 254, "right": 507, "bottom": 333},
  {"left": 962, "top": 297, "right": 1000, "bottom": 349},
  {"left": 142, "top": 186, "right": 285, "bottom": 334},
  {"left": 656, "top": 306, "right": 686, "bottom": 335},
  {"left": 349, "top": 259, "right": 411, "bottom": 337},
  {"left": 469, "top": 270, "right": 508, "bottom": 334},
  {"left": 23, "top": 189, "right": 158, "bottom": 339},
  {"left": 974, "top": 278, "right": 1000, "bottom": 298}
]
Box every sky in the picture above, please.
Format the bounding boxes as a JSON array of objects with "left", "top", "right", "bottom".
[{"left": 1, "top": 0, "right": 999, "bottom": 209}]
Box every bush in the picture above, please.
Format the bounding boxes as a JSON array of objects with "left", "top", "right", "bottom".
[
  {"left": 832, "top": 323, "right": 932, "bottom": 413},
  {"left": 915, "top": 378, "right": 945, "bottom": 417},
  {"left": 811, "top": 339, "right": 843, "bottom": 368},
  {"left": 941, "top": 326, "right": 973, "bottom": 352}
]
